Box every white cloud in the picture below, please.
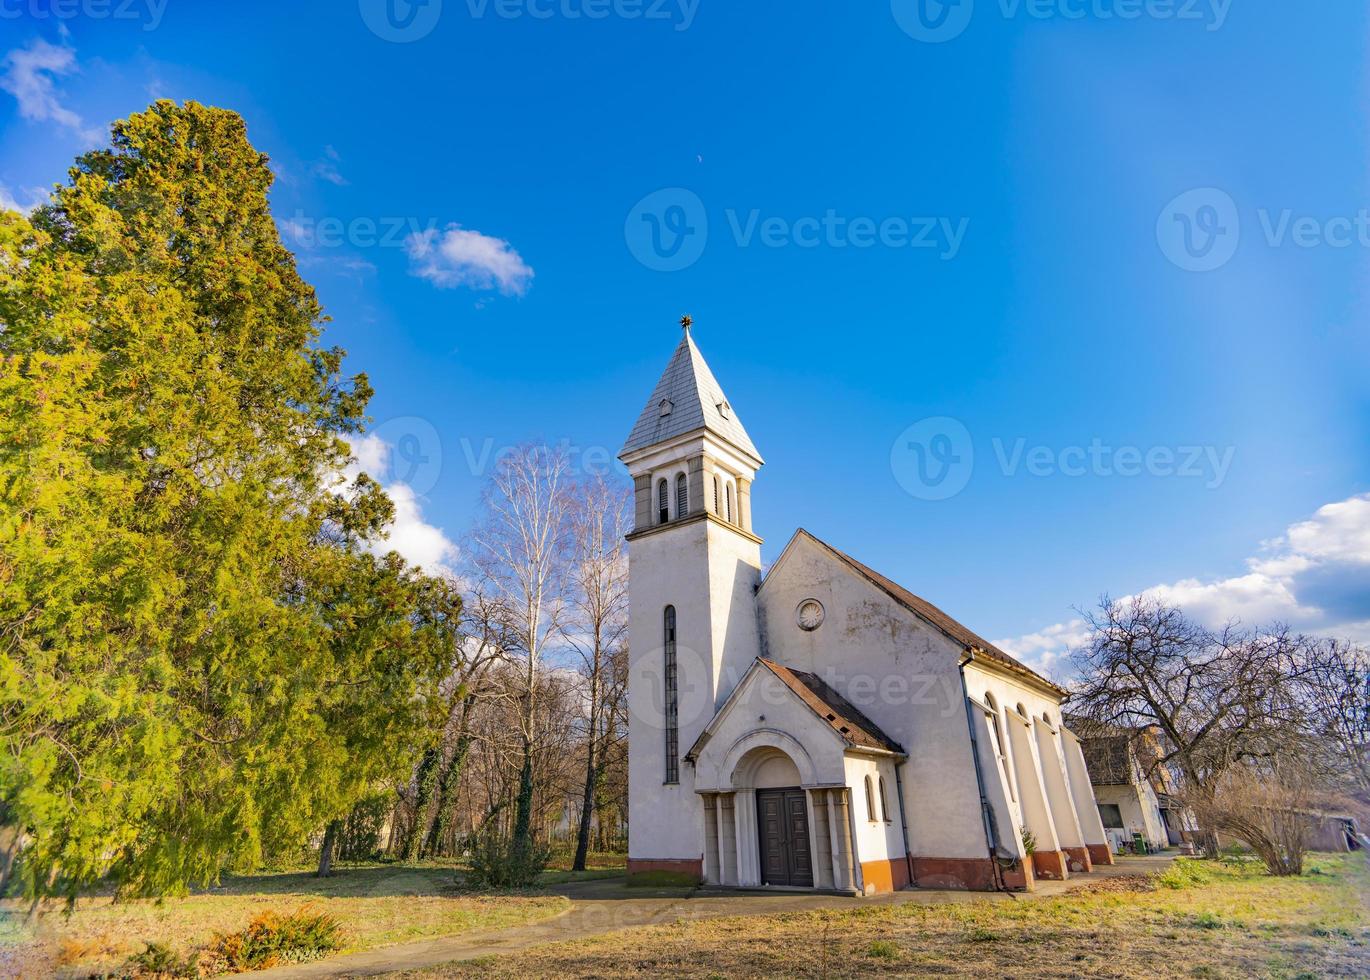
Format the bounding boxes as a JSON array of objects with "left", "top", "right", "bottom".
[
  {"left": 998, "top": 492, "right": 1370, "bottom": 669},
  {"left": 0, "top": 40, "right": 101, "bottom": 143},
  {"left": 406, "top": 224, "right": 533, "bottom": 296},
  {"left": 993, "top": 619, "right": 1091, "bottom": 678},
  {"left": 339, "top": 433, "right": 458, "bottom": 576},
  {"left": 348, "top": 432, "right": 390, "bottom": 476},
  {"left": 0, "top": 183, "right": 47, "bottom": 214},
  {"left": 1143, "top": 572, "right": 1305, "bottom": 627},
  {"left": 1282, "top": 495, "right": 1370, "bottom": 565},
  {"left": 380, "top": 483, "right": 459, "bottom": 575},
  {"left": 310, "top": 145, "right": 348, "bottom": 186}
]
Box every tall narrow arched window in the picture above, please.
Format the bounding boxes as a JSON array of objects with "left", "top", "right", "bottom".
[
  {"left": 864, "top": 775, "right": 877, "bottom": 821},
  {"left": 663, "top": 606, "right": 679, "bottom": 784},
  {"left": 657, "top": 479, "right": 669, "bottom": 524},
  {"left": 712, "top": 475, "right": 721, "bottom": 514},
  {"left": 985, "top": 693, "right": 1016, "bottom": 803},
  {"left": 675, "top": 473, "right": 688, "bottom": 519},
  {"left": 878, "top": 775, "right": 890, "bottom": 822},
  {"left": 984, "top": 694, "right": 1004, "bottom": 756},
  {"left": 725, "top": 482, "right": 734, "bottom": 523}
]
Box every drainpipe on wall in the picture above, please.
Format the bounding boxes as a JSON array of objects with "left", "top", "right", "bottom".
[
  {"left": 958, "top": 649, "right": 1007, "bottom": 892},
  {"left": 893, "top": 760, "right": 915, "bottom": 889}
]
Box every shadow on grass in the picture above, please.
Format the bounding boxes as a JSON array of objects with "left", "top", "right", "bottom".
[
  {"left": 209, "top": 864, "right": 463, "bottom": 900},
  {"left": 206, "top": 862, "right": 627, "bottom": 900}
]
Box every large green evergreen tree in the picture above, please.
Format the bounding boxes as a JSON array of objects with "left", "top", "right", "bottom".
[{"left": 0, "top": 101, "right": 458, "bottom": 904}]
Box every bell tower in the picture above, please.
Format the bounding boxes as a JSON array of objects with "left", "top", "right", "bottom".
[{"left": 619, "top": 316, "right": 764, "bottom": 880}]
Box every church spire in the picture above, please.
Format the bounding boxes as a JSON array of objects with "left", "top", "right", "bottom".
[{"left": 618, "top": 319, "right": 762, "bottom": 465}]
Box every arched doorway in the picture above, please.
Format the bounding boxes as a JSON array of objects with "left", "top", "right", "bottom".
[{"left": 733, "top": 747, "right": 813, "bottom": 887}]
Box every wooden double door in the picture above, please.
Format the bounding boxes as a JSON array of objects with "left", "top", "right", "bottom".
[{"left": 756, "top": 788, "right": 814, "bottom": 887}]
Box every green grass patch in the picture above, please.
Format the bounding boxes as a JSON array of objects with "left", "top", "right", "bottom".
[
  {"left": 865, "top": 939, "right": 899, "bottom": 958},
  {"left": 1156, "top": 858, "right": 1214, "bottom": 890}
]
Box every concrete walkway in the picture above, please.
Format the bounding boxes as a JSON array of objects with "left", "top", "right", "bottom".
[{"left": 253, "top": 854, "right": 1174, "bottom": 979}]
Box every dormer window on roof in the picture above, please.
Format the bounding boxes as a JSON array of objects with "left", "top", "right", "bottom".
[
  {"left": 659, "top": 399, "right": 673, "bottom": 417},
  {"left": 717, "top": 400, "right": 731, "bottom": 419}
]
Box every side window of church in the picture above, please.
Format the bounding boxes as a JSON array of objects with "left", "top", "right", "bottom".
[
  {"left": 878, "top": 776, "right": 890, "bottom": 823},
  {"left": 676, "top": 473, "right": 688, "bottom": 518},
  {"left": 657, "top": 479, "right": 669, "bottom": 524},
  {"left": 664, "top": 605, "right": 679, "bottom": 784},
  {"left": 1098, "top": 803, "right": 1123, "bottom": 829},
  {"left": 864, "top": 775, "right": 877, "bottom": 821}
]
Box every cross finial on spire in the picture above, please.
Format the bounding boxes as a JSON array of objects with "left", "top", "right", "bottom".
[{"left": 680, "top": 314, "right": 692, "bottom": 336}]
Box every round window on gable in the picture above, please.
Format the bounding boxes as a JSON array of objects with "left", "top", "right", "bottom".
[{"left": 796, "top": 598, "right": 825, "bottom": 631}]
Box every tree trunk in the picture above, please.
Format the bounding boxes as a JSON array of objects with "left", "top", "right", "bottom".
[
  {"left": 573, "top": 735, "right": 597, "bottom": 872},
  {"left": 425, "top": 733, "right": 473, "bottom": 858},
  {"left": 0, "top": 832, "right": 19, "bottom": 895},
  {"left": 317, "top": 819, "right": 342, "bottom": 877},
  {"left": 406, "top": 747, "right": 442, "bottom": 862},
  {"left": 513, "top": 738, "right": 534, "bottom": 849}
]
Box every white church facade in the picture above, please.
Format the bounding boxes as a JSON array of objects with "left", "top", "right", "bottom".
[{"left": 620, "top": 324, "right": 1114, "bottom": 893}]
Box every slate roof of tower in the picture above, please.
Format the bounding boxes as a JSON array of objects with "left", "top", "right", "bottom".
[{"left": 619, "top": 331, "right": 762, "bottom": 462}]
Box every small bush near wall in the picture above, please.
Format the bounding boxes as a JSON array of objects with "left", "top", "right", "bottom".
[{"left": 464, "top": 833, "right": 552, "bottom": 889}]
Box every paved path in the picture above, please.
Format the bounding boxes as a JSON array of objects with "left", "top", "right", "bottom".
[{"left": 253, "top": 854, "right": 1174, "bottom": 978}]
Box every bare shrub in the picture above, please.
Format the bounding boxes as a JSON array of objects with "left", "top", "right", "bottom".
[{"left": 1187, "top": 761, "right": 1315, "bottom": 876}]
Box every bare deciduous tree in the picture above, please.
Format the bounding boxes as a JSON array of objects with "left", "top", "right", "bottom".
[
  {"left": 562, "top": 475, "right": 630, "bottom": 871},
  {"left": 1296, "top": 638, "right": 1370, "bottom": 800},
  {"left": 468, "top": 444, "right": 574, "bottom": 849},
  {"left": 1069, "top": 594, "right": 1308, "bottom": 855}
]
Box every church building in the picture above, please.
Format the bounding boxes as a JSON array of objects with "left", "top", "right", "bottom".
[{"left": 620, "top": 322, "right": 1115, "bottom": 893}]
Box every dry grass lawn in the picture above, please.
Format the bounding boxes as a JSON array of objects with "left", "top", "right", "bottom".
[
  {"left": 0, "top": 863, "right": 569, "bottom": 978},
  {"left": 407, "top": 854, "right": 1370, "bottom": 979}
]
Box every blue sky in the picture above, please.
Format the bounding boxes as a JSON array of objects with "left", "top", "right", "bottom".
[{"left": 3, "top": 0, "right": 1368, "bottom": 675}]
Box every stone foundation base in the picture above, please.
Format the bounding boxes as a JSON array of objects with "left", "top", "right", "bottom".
[
  {"left": 999, "top": 857, "right": 1034, "bottom": 892},
  {"left": 1086, "top": 843, "right": 1115, "bottom": 865},
  {"left": 859, "top": 857, "right": 912, "bottom": 894},
  {"left": 1031, "top": 849, "right": 1069, "bottom": 880},
  {"left": 627, "top": 857, "right": 703, "bottom": 883},
  {"left": 1064, "top": 845, "right": 1094, "bottom": 873},
  {"left": 910, "top": 856, "right": 999, "bottom": 891}
]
